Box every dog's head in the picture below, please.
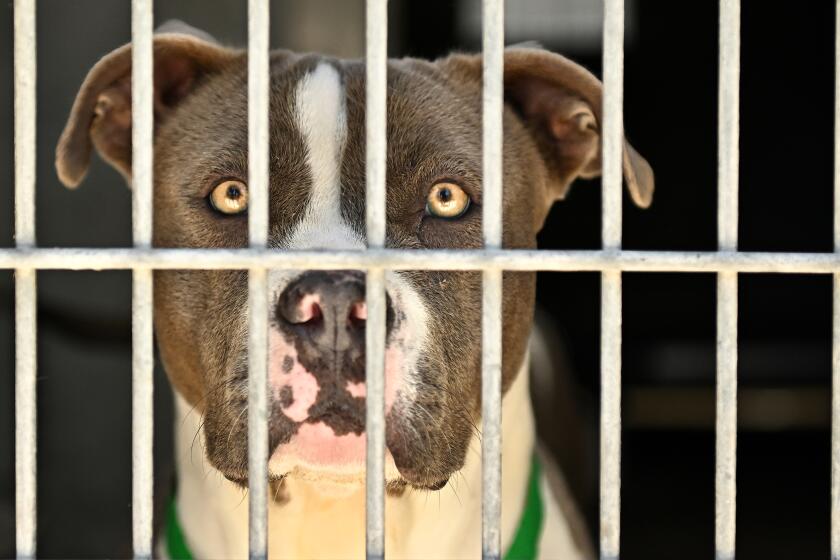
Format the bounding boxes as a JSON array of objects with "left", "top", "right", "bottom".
[{"left": 56, "top": 24, "right": 652, "bottom": 491}]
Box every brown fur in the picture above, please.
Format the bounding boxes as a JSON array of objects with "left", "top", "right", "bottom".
[{"left": 55, "top": 26, "right": 652, "bottom": 491}]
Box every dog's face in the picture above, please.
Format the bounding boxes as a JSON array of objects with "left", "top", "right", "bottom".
[{"left": 56, "top": 26, "right": 652, "bottom": 491}]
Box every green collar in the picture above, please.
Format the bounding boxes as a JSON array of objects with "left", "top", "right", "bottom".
[
  {"left": 504, "top": 454, "right": 544, "bottom": 560},
  {"left": 166, "top": 455, "right": 543, "bottom": 560}
]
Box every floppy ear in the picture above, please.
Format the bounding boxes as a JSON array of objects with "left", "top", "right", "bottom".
[
  {"left": 55, "top": 22, "right": 239, "bottom": 188},
  {"left": 443, "top": 47, "right": 654, "bottom": 223},
  {"left": 503, "top": 48, "right": 653, "bottom": 211}
]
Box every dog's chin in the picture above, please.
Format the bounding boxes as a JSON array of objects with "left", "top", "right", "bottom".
[{"left": 263, "top": 421, "right": 401, "bottom": 495}]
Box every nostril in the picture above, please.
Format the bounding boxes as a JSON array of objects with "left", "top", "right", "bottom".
[
  {"left": 348, "top": 301, "right": 366, "bottom": 329},
  {"left": 283, "top": 293, "right": 323, "bottom": 325},
  {"left": 303, "top": 300, "right": 323, "bottom": 325}
]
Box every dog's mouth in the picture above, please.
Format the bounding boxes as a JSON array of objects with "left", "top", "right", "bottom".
[{"left": 207, "top": 393, "right": 463, "bottom": 492}]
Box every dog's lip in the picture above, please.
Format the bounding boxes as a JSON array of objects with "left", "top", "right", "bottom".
[{"left": 270, "top": 421, "right": 368, "bottom": 470}]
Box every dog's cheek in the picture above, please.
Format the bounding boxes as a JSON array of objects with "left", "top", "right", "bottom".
[
  {"left": 202, "top": 396, "right": 249, "bottom": 481},
  {"left": 385, "top": 270, "right": 483, "bottom": 486},
  {"left": 153, "top": 270, "right": 212, "bottom": 408}
]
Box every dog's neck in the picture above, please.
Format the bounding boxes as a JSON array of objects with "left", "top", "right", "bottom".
[{"left": 170, "top": 360, "right": 534, "bottom": 559}]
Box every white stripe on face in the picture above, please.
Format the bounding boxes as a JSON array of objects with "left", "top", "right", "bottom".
[
  {"left": 288, "top": 62, "right": 362, "bottom": 250},
  {"left": 265, "top": 62, "right": 429, "bottom": 458}
]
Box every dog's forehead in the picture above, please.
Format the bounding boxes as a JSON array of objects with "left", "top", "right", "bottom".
[{"left": 155, "top": 52, "right": 486, "bottom": 250}]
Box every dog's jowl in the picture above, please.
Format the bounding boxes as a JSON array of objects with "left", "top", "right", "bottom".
[{"left": 56, "top": 21, "right": 652, "bottom": 560}]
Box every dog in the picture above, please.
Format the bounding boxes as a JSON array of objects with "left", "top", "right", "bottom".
[{"left": 55, "top": 21, "right": 652, "bottom": 559}]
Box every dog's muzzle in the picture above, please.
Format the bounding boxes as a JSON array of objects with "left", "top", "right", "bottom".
[{"left": 267, "top": 270, "right": 399, "bottom": 469}]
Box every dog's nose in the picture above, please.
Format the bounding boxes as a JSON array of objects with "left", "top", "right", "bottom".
[{"left": 275, "top": 271, "right": 391, "bottom": 352}]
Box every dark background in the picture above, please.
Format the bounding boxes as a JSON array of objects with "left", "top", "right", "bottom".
[{"left": 0, "top": 0, "right": 834, "bottom": 558}]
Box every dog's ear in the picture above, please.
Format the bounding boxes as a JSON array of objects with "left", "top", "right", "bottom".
[
  {"left": 55, "top": 23, "right": 239, "bottom": 188},
  {"left": 443, "top": 47, "right": 654, "bottom": 223}
]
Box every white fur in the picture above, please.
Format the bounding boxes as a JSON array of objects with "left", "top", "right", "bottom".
[{"left": 288, "top": 62, "right": 359, "bottom": 251}]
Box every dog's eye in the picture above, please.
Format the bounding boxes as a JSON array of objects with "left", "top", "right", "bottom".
[
  {"left": 209, "top": 180, "right": 249, "bottom": 215},
  {"left": 425, "top": 182, "right": 471, "bottom": 219}
]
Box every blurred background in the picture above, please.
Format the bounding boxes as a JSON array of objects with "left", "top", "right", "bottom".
[{"left": 0, "top": 0, "right": 834, "bottom": 558}]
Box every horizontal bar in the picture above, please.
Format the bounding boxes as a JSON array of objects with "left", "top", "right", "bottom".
[{"left": 3, "top": 248, "right": 840, "bottom": 273}]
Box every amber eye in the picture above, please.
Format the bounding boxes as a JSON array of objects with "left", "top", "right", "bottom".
[
  {"left": 425, "top": 182, "right": 471, "bottom": 219},
  {"left": 209, "top": 180, "right": 249, "bottom": 215}
]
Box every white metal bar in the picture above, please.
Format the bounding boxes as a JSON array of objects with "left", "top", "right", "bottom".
[
  {"left": 834, "top": 273, "right": 840, "bottom": 560},
  {"left": 14, "top": 271, "right": 36, "bottom": 560},
  {"left": 8, "top": 248, "right": 840, "bottom": 273},
  {"left": 366, "top": 0, "right": 387, "bottom": 251},
  {"left": 130, "top": 0, "right": 154, "bottom": 557},
  {"left": 716, "top": 1, "right": 740, "bottom": 558},
  {"left": 13, "top": 2, "right": 35, "bottom": 247},
  {"left": 715, "top": 272, "right": 737, "bottom": 560},
  {"left": 602, "top": 0, "right": 624, "bottom": 252},
  {"left": 599, "top": 271, "right": 621, "bottom": 560},
  {"left": 247, "top": 268, "right": 269, "bottom": 560},
  {"left": 247, "top": 0, "right": 270, "bottom": 557},
  {"left": 600, "top": 1, "right": 624, "bottom": 557},
  {"left": 13, "top": 0, "right": 37, "bottom": 557},
  {"left": 481, "top": 0, "right": 504, "bottom": 558},
  {"left": 365, "top": 0, "right": 388, "bottom": 557},
  {"left": 365, "top": 268, "right": 386, "bottom": 560},
  {"left": 833, "top": 2, "right": 840, "bottom": 556}
]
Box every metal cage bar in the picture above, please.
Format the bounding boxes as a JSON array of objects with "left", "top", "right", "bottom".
[
  {"left": 130, "top": 1, "right": 154, "bottom": 557},
  {"left": 600, "top": 1, "right": 624, "bottom": 557},
  {"left": 716, "top": 1, "right": 740, "bottom": 559},
  {"left": 13, "top": 1, "right": 37, "bottom": 557},
  {"left": 7, "top": 247, "right": 840, "bottom": 273},
  {"left": 247, "top": 0, "right": 271, "bottom": 557},
  {"left": 8, "top": 0, "right": 840, "bottom": 558},
  {"left": 365, "top": 0, "right": 388, "bottom": 558},
  {"left": 481, "top": 0, "right": 504, "bottom": 558},
  {"left": 833, "top": 2, "right": 840, "bottom": 557}
]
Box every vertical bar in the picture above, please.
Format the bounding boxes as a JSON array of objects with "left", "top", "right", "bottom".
[
  {"left": 130, "top": 0, "right": 154, "bottom": 557},
  {"left": 248, "top": 0, "right": 270, "bottom": 558},
  {"left": 14, "top": 4, "right": 37, "bottom": 557},
  {"left": 600, "top": 1, "right": 624, "bottom": 558},
  {"left": 365, "top": 0, "right": 388, "bottom": 558},
  {"left": 482, "top": 0, "right": 504, "bottom": 558},
  {"left": 832, "top": 2, "right": 840, "bottom": 557},
  {"left": 716, "top": 1, "right": 740, "bottom": 559}
]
